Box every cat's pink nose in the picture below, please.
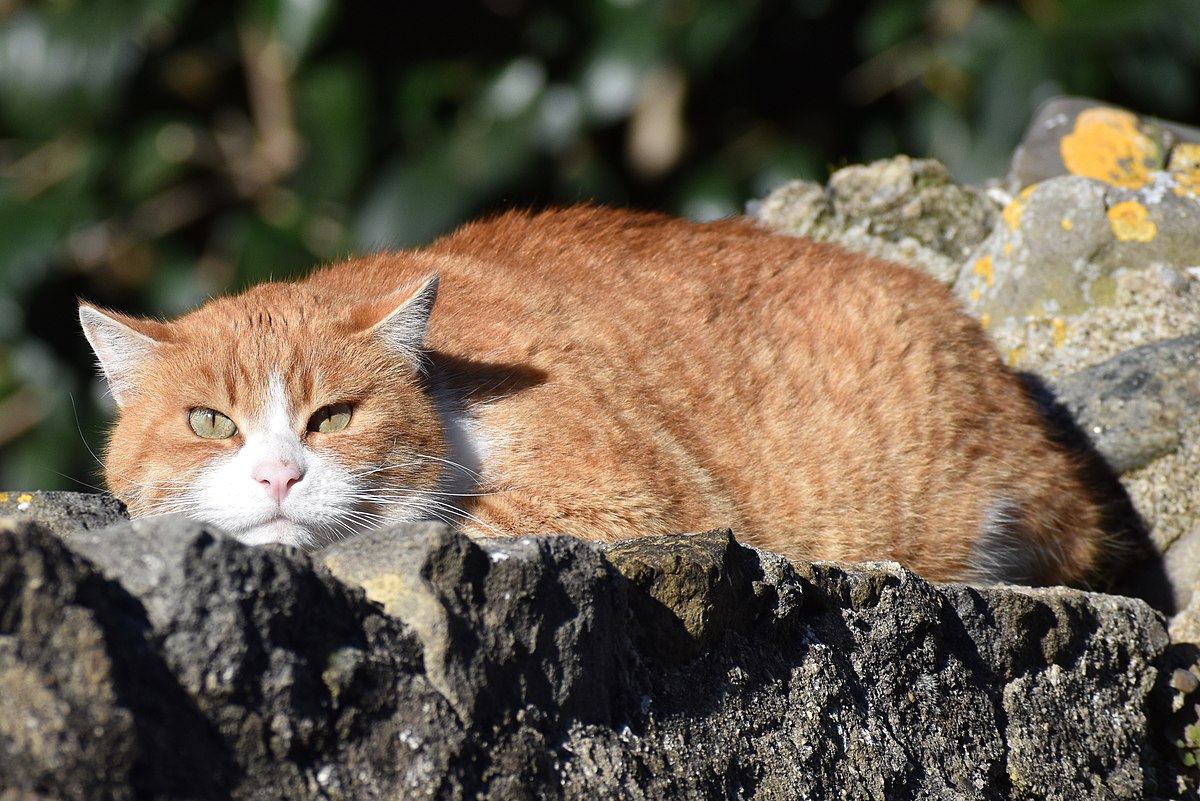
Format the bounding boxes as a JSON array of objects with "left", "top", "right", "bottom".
[{"left": 252, "top": 461, "right": 302, "bottom": 504}]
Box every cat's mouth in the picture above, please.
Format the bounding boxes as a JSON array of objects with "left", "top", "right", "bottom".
[{"left": 232, "top": 513, "right": 315, "bottom": 549}]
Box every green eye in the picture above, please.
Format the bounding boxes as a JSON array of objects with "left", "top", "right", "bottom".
[
  {"left": 189, "top": 408, "right": 237, "bottom": 439},
  {"left": 307, "top": 403, "right": 352, "bottom": 433}
]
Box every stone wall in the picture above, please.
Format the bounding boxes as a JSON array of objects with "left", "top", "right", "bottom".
[
  {"left": 2, "top": 505, "right": 1195, "bottom": 799},
  {"left": 4, "top": 97, "right": 1200, "bottom": 799}
]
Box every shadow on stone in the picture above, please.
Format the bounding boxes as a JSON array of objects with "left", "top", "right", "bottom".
[{"left": 1018, "top": 371, "right": 1174, "bottom": 614}]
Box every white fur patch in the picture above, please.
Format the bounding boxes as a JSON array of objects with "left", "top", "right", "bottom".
[
  {"left": 968, "top": 498, "right": 1059, "bottom": 585},
  {"left": 378, "top": 380, "right": 492, "bottom": 532},
  {"left": 190, "top": 373, "right": 354, "bottom": 548},
  {"left": 435, "top": 382, "right": 488, "bottom": 498}
]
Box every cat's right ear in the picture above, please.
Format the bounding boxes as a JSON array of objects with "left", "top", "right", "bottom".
[
  {"left": 78, "top": 305, "right": 160, "bottom": 407},
  {"left": 361, "top": 273, "right": 440, "bottom": 367}
]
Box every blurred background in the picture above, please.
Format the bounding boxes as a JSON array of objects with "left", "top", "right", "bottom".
[{"left": 1, "top": 0, "right": 1198, "bottom": 491}]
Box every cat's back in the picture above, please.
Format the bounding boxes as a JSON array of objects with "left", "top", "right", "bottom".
[{"left": 315, "top": 206, "right": 949, "bottom": 365}]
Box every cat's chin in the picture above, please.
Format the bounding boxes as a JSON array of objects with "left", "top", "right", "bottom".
[{"left": 231, "top": 515, "right": 324, "bottom": 549}]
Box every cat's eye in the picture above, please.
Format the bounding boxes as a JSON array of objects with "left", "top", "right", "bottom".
[
  {"left": 307, "top": 403, "right": 352, "bottom": 433},
  {"left": 189, "top": 408, "right": 237, "bottom": 439}
]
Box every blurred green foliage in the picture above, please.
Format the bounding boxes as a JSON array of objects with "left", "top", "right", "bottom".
[{"left": 1, "top": 0, "right": 1198, "bottom": 491}]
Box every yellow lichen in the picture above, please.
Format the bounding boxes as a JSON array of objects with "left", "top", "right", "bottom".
[
  {"left": 1060, "top": 107, "right": 1158, "bottom": 189},
  {"left": 972, "top": 255, "right": 994, "bottom": 287},
  {"left": 1060, "top": 218, "right": 1073, "bottom": 230},
  {"left": 1051, "top": 317, "right": 1067, "bottom": 348},
  {"left": 1002, "top": 242, "right": 1013, "bottom": 255},
  {"left": 1169, "top": 143, "right": 1200, "bottom": 198},
  {"left": 1006, "top": 347, "right": 1024, "bottom": 367},
  {"left": 970, "top": 287, "right": 981, "bottom": 303},
  {"left": 1002, "top": 200, "right": 1024, "bottom": 231},
  {"left": 1169, "top": 142, "right": 1200, "bottom": 171},
  {"left": 0, "top": 493, "right": 8, "bottom": 503},
  {"left": 1107, "top": 201, "right": 1157, "bottom": 242},
  {"left": 979, "top": 312, "right": 990, "bottom": 330},
  {"left": 16, "top": 493, "right": 32, "bottom": 503}
]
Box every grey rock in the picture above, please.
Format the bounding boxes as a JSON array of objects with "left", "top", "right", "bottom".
[
  {"left": 1, "top": 517, "right": 1193, "bottom": 799},
  {"left": 754, "top": 156, "right": 996, "bottom": 284},
  {"left": 0, "top": 489, "right": 126, "bottom": 537},
  {"left": 1165, "top": 528, "right": 1200, "bottom": 638},
  {"left": 315, "top": 522, "right": 630, "bottom": 727},
  {"left": 3, "top": 515, "right": 461, "bottom": 800},
  {"left": 0, "top": 518, "right": 232, "bottom": 800},
  {"left": 600, "top": 528, "right": 789, "bottom": 664},
  {"left": 1052, "top": 335, "right": 1200, "bottom": 474}
]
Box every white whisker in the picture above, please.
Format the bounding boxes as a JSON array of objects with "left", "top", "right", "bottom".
[
  {"left": 361, "top": 493, "right": 502, "bottom": 536},
  {"left": 352, "top": 486, "right": 498, "bottom": 500},
  {"left": 51, "top": 470, "right": 109, "bottom": 493},
  {"left": 415, "top": 451, "right": 485, "bottom": 481}
]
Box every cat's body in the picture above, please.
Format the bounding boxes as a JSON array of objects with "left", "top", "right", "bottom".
[{"left": 80, "top": 206, "right": 1105, "bottom": 584}]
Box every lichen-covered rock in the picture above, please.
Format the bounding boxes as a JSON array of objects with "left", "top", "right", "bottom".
[
  {"left": 753, "top": 155, "right": 996, "bottom": 284},
  {"left": 951, "top": 98, "right": 1200, "bottom": 392},
  {"left": 1007, "top": 96, "right": 1200, "bottom": 193},
  {"left": 0, "top": 514, "right": 1193, "bottom": 799},
  {"left": 954, "top": 175, "right": 1200, "bottom": 378}
]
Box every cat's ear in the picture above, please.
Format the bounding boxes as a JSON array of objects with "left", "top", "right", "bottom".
[
  {"left": 363, "top": 273, "right": 440, "bottom": 365},
  {"left": 78, "top": 304, "right": 161, "bottom": 407}
]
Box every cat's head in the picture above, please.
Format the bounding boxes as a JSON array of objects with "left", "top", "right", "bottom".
[{"left": 79, "top": 273, "right": 447, "bottom": 549}]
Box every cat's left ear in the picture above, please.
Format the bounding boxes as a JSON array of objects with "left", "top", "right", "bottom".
[{"left": 363, "top": 273, "right": 440, "bottom": 365}]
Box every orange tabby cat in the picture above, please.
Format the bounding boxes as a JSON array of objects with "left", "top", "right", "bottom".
[{"left": 79, "top": 206, "right": 1105, "bottom": 584}]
